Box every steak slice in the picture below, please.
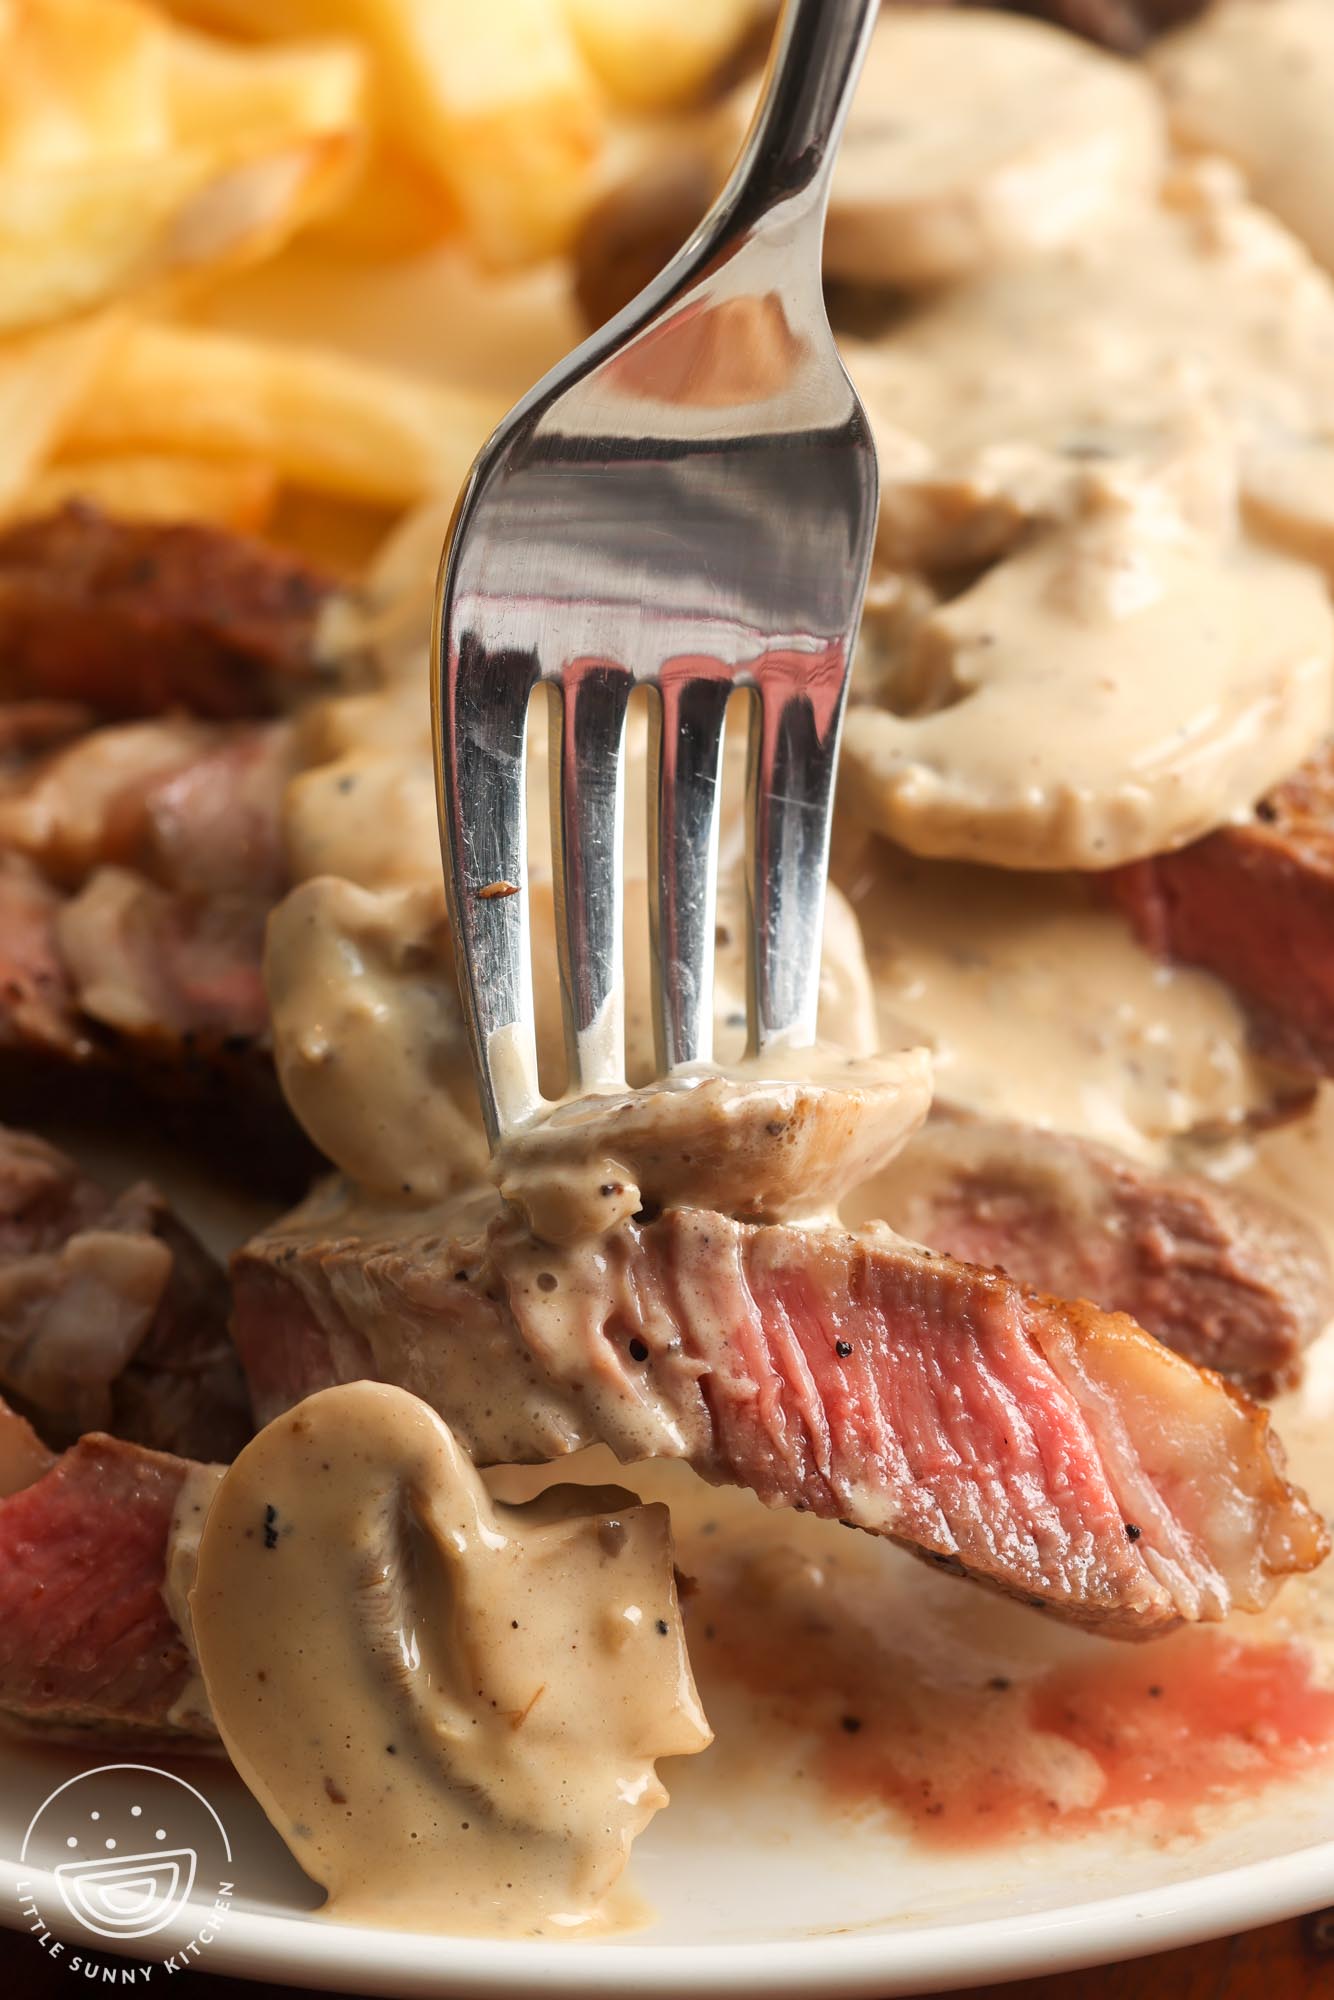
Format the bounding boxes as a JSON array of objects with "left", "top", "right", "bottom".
[
  {"left": 0, "top": 1411, "right": 209, "bottom": 1746},
  {"left": 863, "top": 1117, "right": 1332, "bottom": 1395},
  {"left": 0, "top": 853, "right": 86, "bottom": 1060},
  {"left": 1110, "top": 743, "right": 1334, "bottom": 1077},
  {"left": 0, "top": 502, "right": 340, "bottom": 720},
  {"left": 0, "top": 1125, "right": 249, "bottom": 1461},
  {"left": 0, "top": 716, "right": 311, "bottom": 1186},
  {"left": 0, "top": 715, "right": 291, "bottom": 901},
  {"left": 232, "top": 1185, "right": 1327, "bottom": 1639}
]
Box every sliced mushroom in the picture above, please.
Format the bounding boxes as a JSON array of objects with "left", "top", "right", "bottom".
[{"left": 191, "top": 1381, "right": 710, "bottom": 1936}]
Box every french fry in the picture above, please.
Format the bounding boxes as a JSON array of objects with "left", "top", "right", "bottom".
[
  {"left": 66, "top": 320, "right": 504, "bottom": 508},
  {"left": 164, "top": 24, "right": 365, "bottom": 152},
  {"left": 0, "top": 0, "right": 366, "bottom": 333},
  {"left": 563, "top": 0, "right": 767, "bottom": 110},
  {"left": 0, "top": 313, "right": 120, "bottom": 513},
  {"left": 157, "top": 0, "right": 608, "bottom": 264},
  {"left": 0, "top": 0, "right": 169, "bottom": 168},
  {"left": 304, "top": 143, "right": 456, "bottom": 259},
  {"left": 19, "top": 452, "right": 278, "bottom": 532}
]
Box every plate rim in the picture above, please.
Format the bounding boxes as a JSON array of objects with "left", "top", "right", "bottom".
[{"left": 5, "top": 1832, "right": 1334, "bottom": 1997}]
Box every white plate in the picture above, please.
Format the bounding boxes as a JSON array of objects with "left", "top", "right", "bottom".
[
  {"left": 4, "top": 1722, "right": 1334, "bottom": 1998},
  {"left": 4, "top": 1139, "right": 1334, "bottom": 1997}
]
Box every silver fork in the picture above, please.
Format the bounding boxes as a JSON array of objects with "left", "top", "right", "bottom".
[{"left": 433, "top": 0, "right": 879, "bottom": 1149}]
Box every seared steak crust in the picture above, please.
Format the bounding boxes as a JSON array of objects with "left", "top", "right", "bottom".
[
  {"left": 0, "top": 503, "right": 337, "bottom": 720},
  {"left": 1111, "top": 743, "right": 1334, "bottom": 1077},
  {"left": 869, "top": 1117, "right": 1332, "bottom": 1394}
]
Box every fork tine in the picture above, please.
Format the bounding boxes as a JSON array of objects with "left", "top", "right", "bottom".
[
  {"left": 648, "top": 660, "right": 733, "bottom": 1073},
  {"left": 550, "top": 658, "right": 634, "bottom": 1095},
  {"left": 434, "top": 632, "right": 541, "bottom": 1146},
  {"left": 745, "top": 640, "right": 851, "bottom": 1054}
]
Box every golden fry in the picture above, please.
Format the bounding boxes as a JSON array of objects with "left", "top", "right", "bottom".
[
  {"left": 563, "top": 0, "right": 766, "bottom": 110},
  {"left": 66, "top": 320, "right": 504, "bottom": 508},
  {"left": 0, "top": 0, "right": 366, "bottom": 333},
  {"left": 158, "top": 0, "right": 607, "bottom": 264},
  {"left": 21, "top": 451, "right": 278, "bottom": 532},
  {"left": 0, "top": 313, "right": 121, "bottom": 513}
]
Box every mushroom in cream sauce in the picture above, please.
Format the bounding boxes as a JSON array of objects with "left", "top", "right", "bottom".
[
  {"left": 716, "top": 7, "right": 1167, "bottom": 290},
  {"left": 191, "top": 1381, "right": 710, "bottom": 1936},
  {"left": 1154, "top": 0, "right": 1334, "bottom": 275},
  {"left": 839, "top": 155, "right": 1334, "bottom": 866},
  {"left": 842, "top": 460, "right": 1333, "bottom": 870},
  {"left": 266, "top": 876, "right": 488, "bottom": 1202},
  {"left": 496, "top": 1046, "right": 933, "bottom": 1244}
]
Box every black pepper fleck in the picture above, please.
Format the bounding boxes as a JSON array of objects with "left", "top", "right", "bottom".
[
  {"left": 628, "top": 1337, "right": 649, "bottom": 1362},
  {"left": 1125, "top": 1522, "right": 1142, "bottom": 1542},
  {"left": 655, "top": 1618, "right": 669, "bottom": 1636},
  {"left": 263, "top": 1504, "right": 279, "bottom": 1549},
  {"left": 835, "top": 1339, "right": 853, "bottom": 1358}
]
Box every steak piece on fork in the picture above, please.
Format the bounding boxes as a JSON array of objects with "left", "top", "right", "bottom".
[{"left": 232, "top": 1181, "right": 1328, "bottom": 1642}]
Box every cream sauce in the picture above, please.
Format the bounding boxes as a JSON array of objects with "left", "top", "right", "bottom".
[
  {"left": 1154, "top": 0, "right": 1334, "bottom": 275},
  {"left": 835, "top": 834, "right": 1283, "bottom": 1159},
  {"left": 840, "top": 160, "right": 1334, "bottom": 866},
  {"left": 495, "top": 1045, "right": 932, "bottom": 1244},
  {"left": 843, "top": 465, "right": 1331, "bottom": 870},
  {"left": 190, "top": 1382, "right": 710, "bottom": 1936},
  {"left": 265, "top": 875, "right": 488, "bottom": 1203},
  {"left": 714, "top": 7, "right": 1164, "bottom": 290},
  {"left": 268, "top": 688, "right": 881, "bottom": 1188}
]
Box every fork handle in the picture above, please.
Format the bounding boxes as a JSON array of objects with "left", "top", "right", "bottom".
[{"left": 725, "top": 0, "right": 880, "bottom": 231}]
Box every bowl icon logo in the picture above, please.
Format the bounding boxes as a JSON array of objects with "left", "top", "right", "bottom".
[
  {"left": 20, "top": 1763, "right": 232, "bottom": 1952},
  {"left": 54, "top": 1843, "right": 198, "bottom": 1941}
]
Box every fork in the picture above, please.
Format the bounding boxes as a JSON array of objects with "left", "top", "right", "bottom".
[{"left": 433, "top": 0, "right": 880, "bottom": 1150}]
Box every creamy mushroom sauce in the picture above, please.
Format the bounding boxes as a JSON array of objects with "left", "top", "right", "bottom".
[
  {"left": 496, "top": 1046, "right": 932, "bottom": 1243},
  {"left": 191, "top": 1382, "right": 710, "bottom": 1936},
  {"left": 838, "top": 138, "right": 1334, "bottom": 866},
  {"left": 1154, "top": 0, "right": 1334, "bottom": 275}
]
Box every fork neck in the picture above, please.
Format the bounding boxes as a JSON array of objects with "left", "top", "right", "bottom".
[{"left": 722, "top": 0, "right": 880, "bottom": 235}]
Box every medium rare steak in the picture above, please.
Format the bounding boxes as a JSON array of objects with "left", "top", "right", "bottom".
[
  {"left": 1110, "top": 743, "right": 1334, "bottom": 1078},
  {"left": 0, "top": 1126, "right": 249, "bottom": 1460},
  {"left": 0, "top": 715, "right": 292, "bottom": 901},
  {"left": 864, "top": 1117, "right": 1332, "bottom": 1394},
  {"left": 0, "top": 1408, "right": 209, "bottom": 1746},
  {"left": 232, "top": 1184, "right": 1327, "bottom": 1639},
  {"left": 0, "top": 503, "right": 340, "bottom": 721},
  {"left": 0, "top": 716, "right": 311, "bottom": 1181}
]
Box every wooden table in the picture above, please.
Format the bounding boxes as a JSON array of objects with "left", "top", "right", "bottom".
[{"left": 5, "top": 1914, "right": 1334, "bottom": 1998}]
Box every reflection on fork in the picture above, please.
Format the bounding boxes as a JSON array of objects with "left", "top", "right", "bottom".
[{"left": 434, "top": 0, "right": 880, "bottom": 1149}]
